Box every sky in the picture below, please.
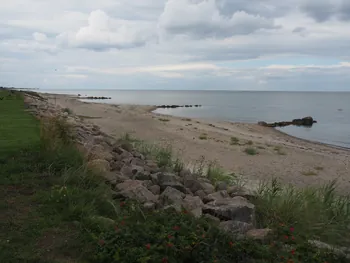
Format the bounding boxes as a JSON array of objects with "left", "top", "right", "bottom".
[{"left": 1, "top": 0, "right": 350, "bottom": 91}]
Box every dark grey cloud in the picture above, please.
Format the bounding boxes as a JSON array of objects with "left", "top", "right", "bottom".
[
  {"left": 215, "top": 0, "right": 290, "bottom": 18},
  {"left": 300, "top": 0, "right": 350, "bottom": 22}
]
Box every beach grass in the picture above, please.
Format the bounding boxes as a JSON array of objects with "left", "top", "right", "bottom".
[{"left": 255, "top": 179, "right": 350, "bottom": 247}]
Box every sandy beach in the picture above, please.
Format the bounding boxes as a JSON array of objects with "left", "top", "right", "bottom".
[{"left": 44, "top": 93, "right": 350, "bottom": 194}]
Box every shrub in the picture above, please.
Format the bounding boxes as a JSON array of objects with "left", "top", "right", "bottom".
[
  {"left": 230, "top": 136, "right": 239, "bottom": 145},
  {"left": 246, "top": 140, "right": 253, "bottom": 145},
  {"left": 244, "top": 147, "right": 257, "bottom": 155},
  {"left": 198, "top": 134, "right": 208, "bottom": 140}
]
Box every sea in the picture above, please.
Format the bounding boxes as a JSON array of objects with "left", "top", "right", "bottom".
[{"left": 39, "top": 89, "right": 350, "bottom": 149}]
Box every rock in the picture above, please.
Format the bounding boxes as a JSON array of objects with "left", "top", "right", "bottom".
[
  {"left": 87, "top": 159, "right": 110, "bottom": 173},
  {"left": 194, "top": 190, "right": 207, "bottom": 200},
  {"left": 160, "top": 187, "right": 185, "bottom": 206},
  {"left": 93, "top": 135, "right": 106, "bottom": 145},
  {"left": 115, "top": 180, "right": 145, "bottom": 191},
  {"left": 120, "top": 150, "right": 134, "bottom": 160},
  {"left": 157, "top": 172, "right": 186, "bottom": 193},
  {"left": 216, "top": 181, "right": 228, "bottom": 191},
  {"left": 204, "top": 214, "right": 220, "bottom": 223},
  {"left": 219, "top": 220, "right": 254, "bottom": 237},
  {"left": 116, "top": 181, "right": 158, "bottom": 203},
  {"left": 144, "top": 202, "right": 156, "bottom": 211},
  {"left": 134, "top": 170, "right": 151, "bottom": 181},
  {"left": 182, "top": 195, "right": 204, "bottom": 211},
  {"left": 130, "top": 164, "right": 145, "bottom": 177},
  {"left": 144, "top": 160, "right": 159, "bottom": 173},
  {"left": 120, "top": 165, "right": 133, "bottom": 178},
  {"left": 246, "top": 228, "right": 273, "bottom": 241},
  {"left": 228, "top": 186, "right": 256, "bottom": 201},
  {"left": 203, "top": 196, "right": 255, "bottom": 223},
  {"left": 115, "top": 173, "right": 130, "bottom": 183},
  {"left": 89, "top": 144, "right": 114, "bottom": 161},
  {"left": 100, "top": 172, "right": 118, "bottom": 185},
  {"left": 203, "top": 190, "right": 229, "bottom": 203},
  {"left": 148, "top": 185, "right": 161, "bottom": 195},
  {"left": 184, "top": 179, "right": 215, "bottom": 194},
  {"left": 150, "top": 173, "right": 159, "bottom": 184},
  {"left": 110, "top": 160, "right": 123, "bottom": 171},
  {"left": 163, "top": 204, "right": 182, "bottom": 212},
  {"left": 190, "top": 207, "right": 202, "bottom": 218},
  {"left": 308, "top": 240, "right": 350, "bottom": 259},
  {"left": 131, "top": 158, "right": 145, "bottom": 167},
  {"left": 185, "top": 188, "right": 193, "bottom": 196}
]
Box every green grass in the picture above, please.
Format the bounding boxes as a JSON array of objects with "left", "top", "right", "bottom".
[
  {"left": 230, "top": 136, "right": 239, "bottom": 145},
  {"left": 62, "top": 107, "right": 73, "bottom": 115},
  {"left": 315, "top": 166, "right": 324, "bottom": 171},
  {"left": 158, "top": 118, "right": 170, "bottom": 122},
  {"left": 198, "top": 133, "right": 208, "bottom": 140},
  {"left": 255, "top": 179, "right": 350, "bottom": 248},
  {"left": 0, "top": 89, "right": 348, "bottom": 263},
  {"left": 205, "top": 161, "right": 239, "bottom": 186},
  {"left": 301, "top": 170, "right": 318, "bottom": 176},
  {"left": 244, "top": 147, "right": 258, "bottom": 155}
]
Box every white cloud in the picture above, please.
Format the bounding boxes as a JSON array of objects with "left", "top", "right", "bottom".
[
  {"left": 56, "top": 10, "right": 155, "bottom": 51},
  {"left": 158, "top": 0, "right": 277, "bottom": 38}
]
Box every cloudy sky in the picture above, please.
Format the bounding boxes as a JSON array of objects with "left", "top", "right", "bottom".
[{"left": 1, "top": 0, "right": 350, "bottom": 91}]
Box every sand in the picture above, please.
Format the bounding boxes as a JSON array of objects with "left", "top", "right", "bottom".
[{"left": 44, "top": 93, "right": 350, "bottom": 194}]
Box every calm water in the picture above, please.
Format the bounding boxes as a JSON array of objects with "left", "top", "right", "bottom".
[{"left": 41, "top": 89, "right": 350, "bottom": 148}]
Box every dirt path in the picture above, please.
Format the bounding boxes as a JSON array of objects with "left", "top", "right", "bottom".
[{"left": 45, "top": 94, "right": 350, "bottom": 194}]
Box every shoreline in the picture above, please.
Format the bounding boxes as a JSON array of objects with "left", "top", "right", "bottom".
[
  {"left": 40, "top": 92, "right": 350, "bottom": 194},
  {"left": 42, "top": 91, "right": 350, "bottom": 151}
]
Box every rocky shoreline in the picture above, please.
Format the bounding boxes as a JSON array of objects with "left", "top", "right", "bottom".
[
  {"left": 25, "top": 92, "right": 271, "bottom": 241},
  {"left": 22, "top": 91, "right": 350, "bottom": 258}
]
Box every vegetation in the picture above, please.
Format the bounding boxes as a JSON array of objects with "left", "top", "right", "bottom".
[
  {"left": 1, "top": 89, "right": 348, "bottom": 263},
  {"left": 301, "top": 170, "right": 318, "bottom": 176},
  {"left": 246, "top": 140, "right": 253, "bottom": 145},
  {"left": 198, "top": 133, "right": 208, "bottom": 140},
  {"left": 274, "top": 146, "right": 287, "bottom": 155},
  {"left": 314, "top": 166, "right": 324, "bottom": 171},
  {"left": 158, "top": 118, "right": 170, "bottom": 122},
  {"left": 244, "top": 147, "right": 258, "bottom": 155},
  {"left": 230, "top": 136, "right": 239, "bottom": 145}
]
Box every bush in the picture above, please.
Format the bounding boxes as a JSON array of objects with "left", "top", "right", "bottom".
[
  {"left": 244, "top": 147, "right": 257, "bottom": 155},
  {"left": 230, "top": 137, "right": 239, "bottom": 145}
]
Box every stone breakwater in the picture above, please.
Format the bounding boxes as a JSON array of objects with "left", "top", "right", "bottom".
[
  {"left": 24, "top": 93, "right": 270, "bottom": 241},
  {"left": 258, "top": 116, "right": 317, "bottom": 128}
]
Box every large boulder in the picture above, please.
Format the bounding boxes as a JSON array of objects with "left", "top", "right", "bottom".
[
  {"left": 184, "top": 178, "right": 215, "bottom": 194},
  {"left": 89, "top": 144, "right": 113, "bottom": 161},
  {"left": 227, "top": 186, "right": 256, "bottom": 201},
  {"left": 203, "top": 196, "right": 255, "bottom": 223},
  {"left": 182, "top": 195, "right": 204, "bottom": 211},
  {"left": 115, "top": 180, "right": 158, "bottom": 203},
  {"left": 203, "top": 190, "right": 229, "bottom": 203},
  {"left": 160, "top": 186, "right": 185, "bottom": 206},
  {"left": 87, "top": 159, "right": 110, "bottom": 173},
  {"left": 157, "top": 172, "right": 186, "bottom": 193}
]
